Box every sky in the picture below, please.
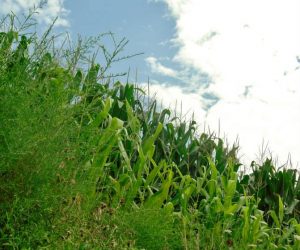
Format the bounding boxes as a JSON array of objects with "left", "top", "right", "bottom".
[{"left": 1, "top": 0, "right": 299, "bottom": 168}]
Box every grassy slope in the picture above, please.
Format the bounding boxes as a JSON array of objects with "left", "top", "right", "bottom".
[{"left": 1, "top": 13, "right": 300, "bottom": 249}]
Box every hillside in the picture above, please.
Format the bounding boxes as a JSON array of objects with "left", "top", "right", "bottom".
[{"left": 1, "top": 13, "right": 300, "bottom": 249}]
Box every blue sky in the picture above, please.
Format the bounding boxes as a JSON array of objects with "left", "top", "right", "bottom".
[
  {"left": 65, "top": 0, "right": 179, "bottom": 84},
  {"left": 1, "top": 0, "right": 300, "bottom": 168}
]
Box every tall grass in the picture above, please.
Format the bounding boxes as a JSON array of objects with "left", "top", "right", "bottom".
[{"left": 1, "top": 12, "right": 300, "bottom": 249}]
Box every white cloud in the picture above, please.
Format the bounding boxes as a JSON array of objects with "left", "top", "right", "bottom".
[
  {"left": 140, "top": 82, "right": 207, "bottom": 121},
  {"left": 146, "top": 56, "right": 212, "bottom": 91},
  {"left": 152, "top": 0, "right": 300, "bottom": 167},
  {"left": 146, "top": 56, "right": 178, "bottom": 78},
  {"left": 0, "top": 0, "right": 69, "bottom": 27}
]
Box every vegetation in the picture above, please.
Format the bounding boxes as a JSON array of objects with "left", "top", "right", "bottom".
[{"left": 1, "top": 12, "right": 300, "bottom": 249}]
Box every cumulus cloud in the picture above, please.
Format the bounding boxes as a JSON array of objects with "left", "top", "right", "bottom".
[
  {"left": 146, "top": 56, "right": 178, "bottom": 78},
  {"left": 151, "top": 0, "right": 300, "bottom": 166},
  {"left": 0, "top": 0, "right": 69, "bottom": 27},
  {"left": 140, "top": 82, "right": 207, "bottom": 122}
]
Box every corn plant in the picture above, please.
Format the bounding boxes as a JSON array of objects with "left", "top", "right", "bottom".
[{"left": 239, "top": 158, "right": 300, "bottom": 223}]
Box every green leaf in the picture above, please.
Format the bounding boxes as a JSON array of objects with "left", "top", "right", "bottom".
[
  {"left": 90, "top": 97, "right": 112, "bottom": 128},
  {"left": 252, "top": 214, "right": 262, "bottom": 242},
  {"left": 208, "top": 157, "right": 218, "bottom": 181},
  {"left": 142, "top": 122, "right": 163, "bottom": 154},
  {"left": 224, "top": 204, "right": 239, "bottom": 215},
  {"left": 125, "top": 100, "right": 140, "bottom": 134},
  {"left": 144, "top": 169, "right": 173, "bottom": 209},
  {"left": 180, "top": 184, "right": 196, "bottom": 212},
  {"left": 269, "top": 210, "right": 280, "bottom": 228},
  {"left": 72, "top": 70, "right": 83, "bottom": 89},
  {"left": 224, "top": 179, "right": 237, "bottom": 209},
  {"left": 196, "top": 176, "right": 206, "bottom": 193},
  {"left": 277, "top": 195, "right": 284, "bottom": 224},
  {"left": 208, "top": 180, "right": 216, "bottom": 198},
  {"left": 118, "top": 139, "right": 132, "bottom": 171},
  {"left": 145, "top": 159, "right": 164, "bottom": 187},
  {"left": 208, "top": 157, "right": 218, "bottom": 197},
  {"left": 85, "top": 117, "right": 123, "bottom": 202},
  {"left": 212, "top": 197, "right": 224, "bottom": 213},
  {"left": 242, "top": 207, "right": 250, "bottom": 242}
]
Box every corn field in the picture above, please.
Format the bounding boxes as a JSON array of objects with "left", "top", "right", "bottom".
[{"left": 1, "top": 12, "right": 300, "bottom": 249}]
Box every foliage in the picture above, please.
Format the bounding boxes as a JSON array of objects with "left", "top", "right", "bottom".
[
  {"left": 239, "top": 159, "right": 300, "bottom": 224},
  {"left": 1, "top": 12, "right": 300, "bottom": 249}
]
